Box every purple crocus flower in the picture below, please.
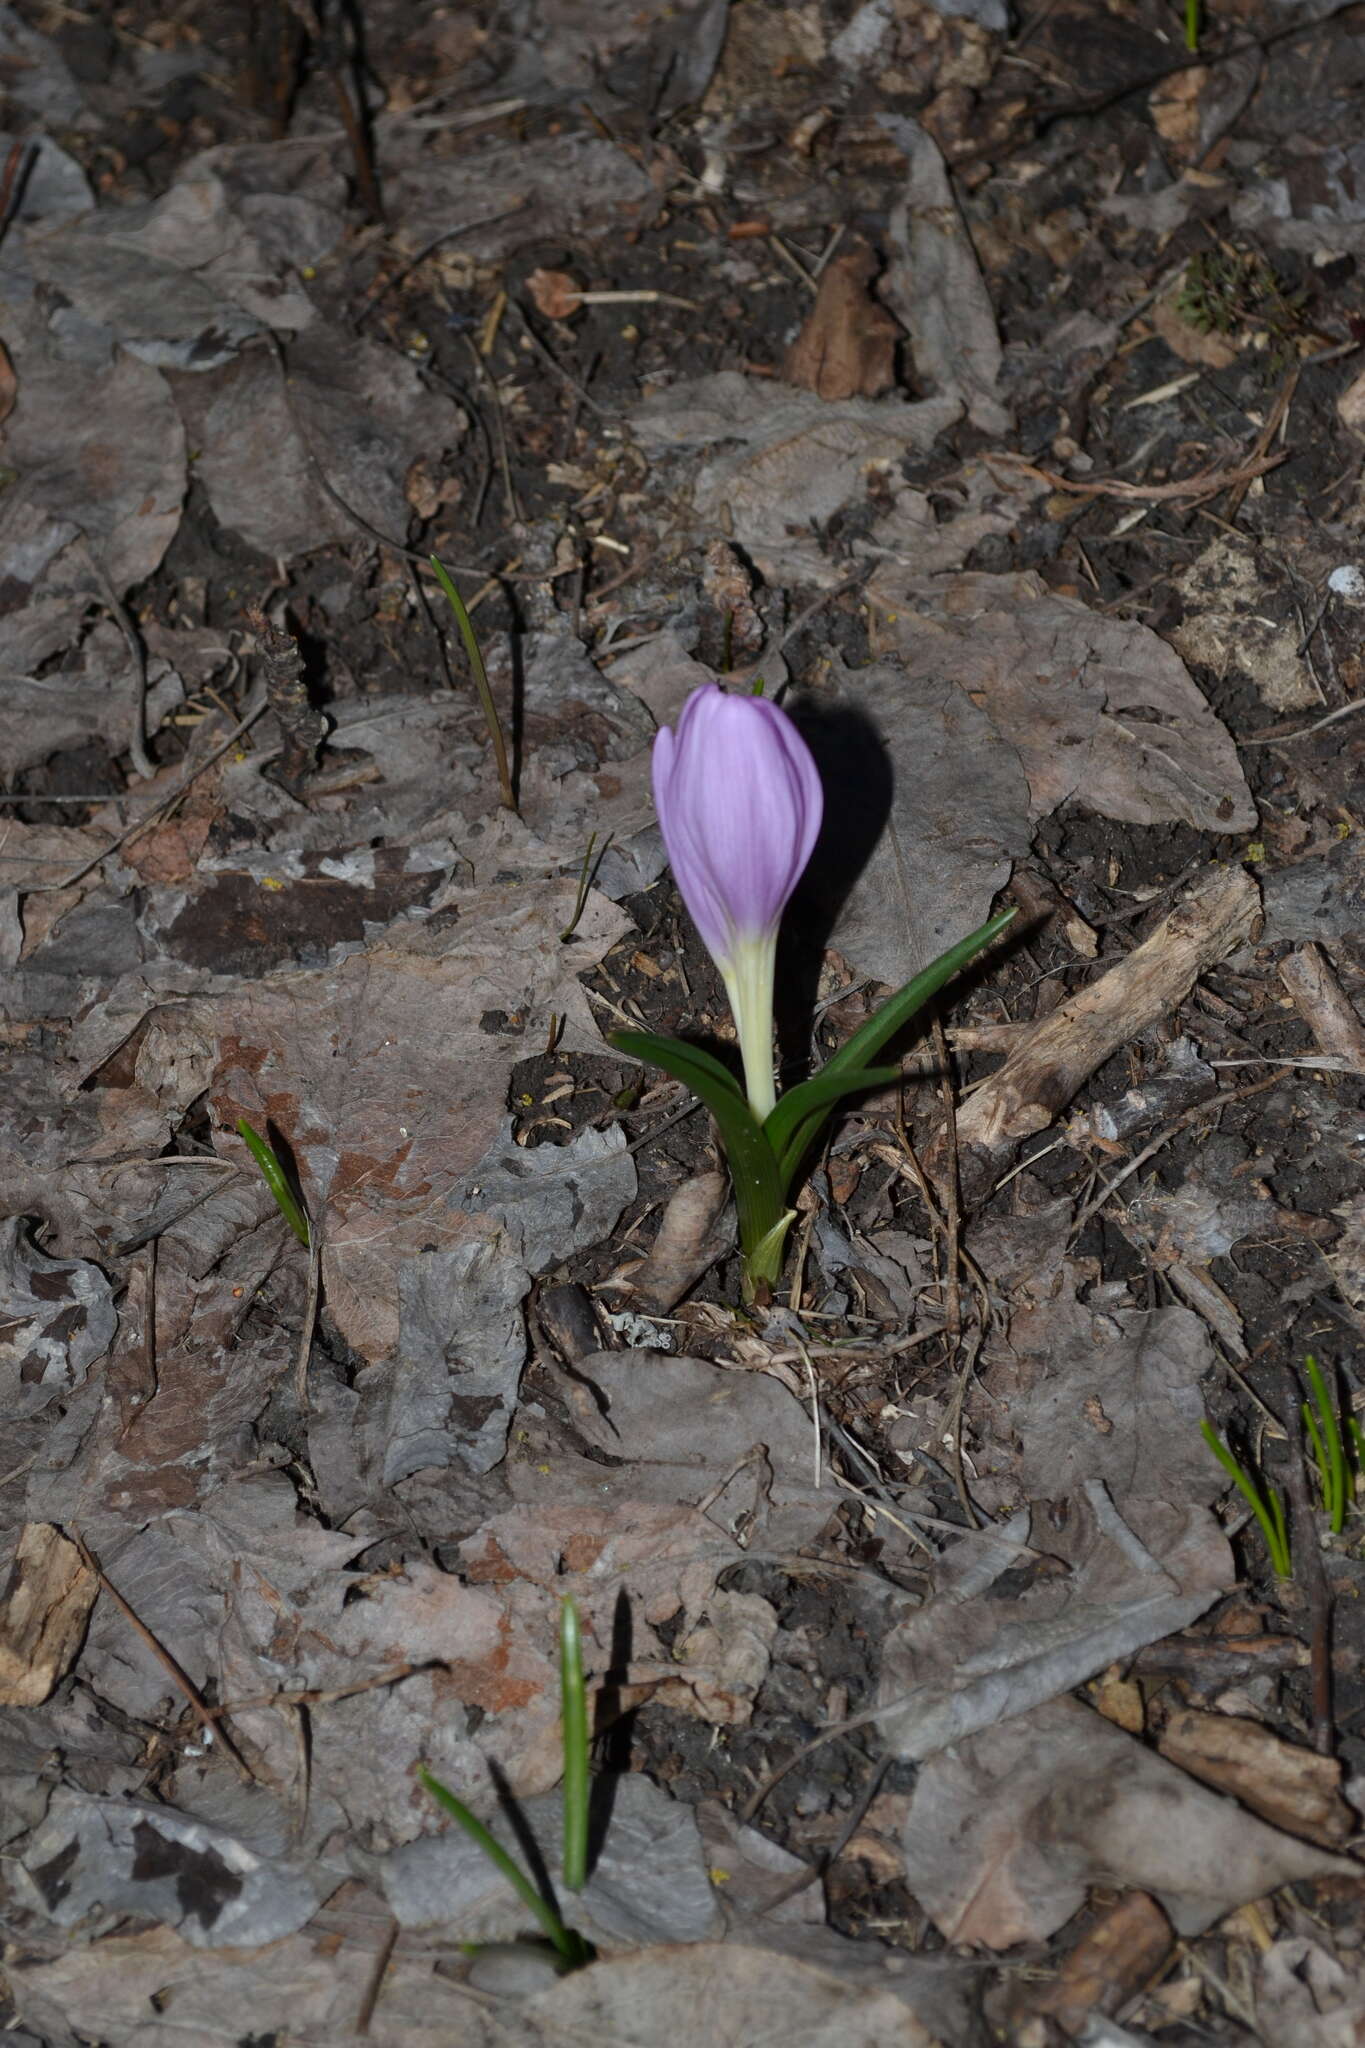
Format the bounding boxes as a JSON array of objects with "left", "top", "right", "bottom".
[{"left": 653, "top": 684, "right": 823, "bottom": 1118}]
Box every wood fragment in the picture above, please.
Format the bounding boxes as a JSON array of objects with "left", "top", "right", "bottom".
[
  {"left": 1279, "top": 942, "right": 1365, "bottom": 1072},
  {"left": 940, "top": 864, "right": 1262, "bottom": 1201},
  {"left": 1159, "top": 1707, "right": 1353, "bottom": 1845},
  {"left": 1017, "top": 1891, "right": 1174, "bottom": 2035}
]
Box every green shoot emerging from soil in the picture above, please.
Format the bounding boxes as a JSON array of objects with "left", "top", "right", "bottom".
[
  {"left": 1302, "top": 1353, "right": 1364, "bottom": 1535},
  {"left": 428, "top": 554, "right": 517, "bottom": 814},
  {"left": 418, "top": 1597, "right": 594, "bottom": 1973},
  {"left": 1176, "top": 246, "right": 1307, "bottom": 367},
  {"left": 236, "top": 1117, "right": 310, "bottom": 1247},
  {"left": 1203, "top": 1356, "right": 1363, "bottom": 1577},
  {"left": 1201, "top": 1419, "right": 1291, "bottom": 1578}
]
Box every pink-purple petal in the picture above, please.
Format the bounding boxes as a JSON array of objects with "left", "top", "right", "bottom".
[{"left": 651, "top": 683, "right": 823, "bottom": 968}]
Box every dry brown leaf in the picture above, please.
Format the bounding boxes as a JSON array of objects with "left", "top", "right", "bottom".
[
  {"left": 1256, "top": 1935, "right": 1365, "bottom": 2048},
  {"left": 618, "top": 1171, "right": 734, "bottom": 1313},
  {"left": 901, "top": 1696, "right": 1355, "bottom": 1947},
  {"left": 198, "top": 884, "right": 629, "bottom": 1363},
  {"left": 865, "top": 569, "right": 1257, "bottom": 834},
  {"left": 120, "top": 802, "right": 218, "bottom": 888},
  {"left": 782, "top": 242, "right": 902, "bottom": 401},
  {"left": 0, "top": 1525, "right": 97, "bottom": 1706}
]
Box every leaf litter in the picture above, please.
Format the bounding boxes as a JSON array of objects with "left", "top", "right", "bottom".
[{"left": 3, "top": 0, "right": 1365, "bottom": 2040}]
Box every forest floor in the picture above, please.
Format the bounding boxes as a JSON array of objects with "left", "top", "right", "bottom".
[{"left": 3, "top": 0, "right": 1365, "bottom": 2041}]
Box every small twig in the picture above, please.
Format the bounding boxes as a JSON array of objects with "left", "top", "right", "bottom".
[
  {"left": 355, "top": 1916, "right": 400, "bottom": 2035},
  {"left": 776, "top": 572, "right": 865, "bottom": 655},
  {"left": 320, "top": 6, "right": 383, "bottom": 221},
  {"left": 768, "top": 234, "right": 819, "bottom": 293},
  {"left": 564, "top": 288, "right": 701, "bottom": 311},
  {"left": 0, "top": 138, "right": 37, "bottom": 250},
  {"left": 987, "top": 446, "right": 1289, "bottom": 504},
  {"left": 460, "top": 329, "right": 521, "bottom": 526},
  {"left": 940, "top": 1326, "right": 984, "bottom": 1533},
  {"left": 206, "top": 1660, "right": 419, "bottom": 1718},
  {"left": 508, "top": 298, "right": 612, "bottom": 422},
  {"left": 79, "top": 541, "right": 153, "bottom": 779},
  {"left": 929, "top": 1017, "right": 963, "bottom": 1340},
  {"left": 1224, "top": 364, "right": 1298, "bottom": 525},
  {"left": 756, "top": 1755, "right": 891, "bottom": 1915},
  {"left": 294, "top": 1220, "right": 324, "bottom": 1412},
  {"left": 427, "top": 557, "right": 517, "bottom": 811},
  {"left": 1244, "top": 696, "right": 1365, "bottom": 745}
]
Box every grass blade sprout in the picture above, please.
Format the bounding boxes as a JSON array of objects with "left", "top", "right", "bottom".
[{"left": 236, "top": 1118, "right": 310, "bottom": 1247}]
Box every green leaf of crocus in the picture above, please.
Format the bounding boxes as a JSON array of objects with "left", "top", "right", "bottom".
[
  {"left": 609, "top": 1028, "right": 785, "bottom": 1261},
  {"left": 822, "top": 907, "right": 1018, "bottom": 1081},
  {"left": 609, "top": 1028, "right": 744, "bottom": 1102},
  {"left": 237, "top": 1117, "right": 311, "bottom": 1247},
  {"left": 763, "top": 1066, "right": 898, "bottom": 1193}
]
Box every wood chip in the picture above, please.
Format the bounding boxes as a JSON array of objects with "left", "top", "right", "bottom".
[
  {"left": 1018, "top": 1891, "right": 1174, "bottom": 2035},
  {"left": 1159, "top": 1707, "right": 1357, "bottom": 1849},
  {"left": 941, "top": 863, "right": 1262, "bottom": 1201},
  {"left": 1279, "top": 941, "right": 1365, "bottom": 1072}
]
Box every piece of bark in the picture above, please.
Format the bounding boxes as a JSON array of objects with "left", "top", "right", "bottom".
[
  {"left": 939, "top": 864, "right": 1261, "bottom": 1203},
  {"left": 782, "top": 242, "right": 902, "bottom": 402},
  {"left": 1159, "top": 1708, "right": 1356, "bottom": 1849},
  {"left": 1279, "top": 942, "right": 1365, "bottom": 1072},
  {"left": 0, "top": 1524, "right": 98, "bottom": 1706},
  {"left": 537, "top": 1282, "right": 603, "bottom": 1367},
  {"left": 1016, "top": 1891, "right": 1174, "bottom": 2035}
]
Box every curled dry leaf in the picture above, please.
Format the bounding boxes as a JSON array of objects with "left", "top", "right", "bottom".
[
  {"left": 782, "top": 241, "right": 902, "bottom": 401},
  {"left": 618, "top": 1170, "right": 735, "bottom": 1313},
  {"left": 0, "top": 1525, "right": 97, "bottom": 1707},
  {"left": 526, "top": 265, "right": 585, "bottom": 319},
  {"left": 1012, "top": 1891, "right": 1174, "bottom": 2037}
]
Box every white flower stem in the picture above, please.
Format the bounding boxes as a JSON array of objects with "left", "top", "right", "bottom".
[{"left": 721, "top": 933, "right": 778, "bottom": 1123}]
